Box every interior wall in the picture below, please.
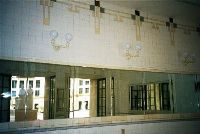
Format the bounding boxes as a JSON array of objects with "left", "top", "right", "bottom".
[
  {"left": 90, "top": 79, "right": 97, "bottom": 117},
  {"left": 44, "top": 76, "right": 50, "bottom": 120},
  {"left": 174, "top": 74, "right": 200, "bottom": 113},
  {"left": 0, "top": 0, "right": 199, "bottom": 73}
]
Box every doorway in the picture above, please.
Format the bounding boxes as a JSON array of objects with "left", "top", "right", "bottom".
[{"left": 69, "top": 78, "right": 90, "bottom": 118}]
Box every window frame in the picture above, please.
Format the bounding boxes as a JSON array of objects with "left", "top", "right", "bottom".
[
  {"left": 79, "top": 80, "right": 83, "bottom": 86},
  {"left": 19, "top": 80, "right": 24, "bottom": 88},
  {"left": 29, "top": 80, "right": 33, "bottom": 88},
  {"left": 79, "top": 88, "right": 83, "bottom": 94},
  {"left": 130, "top": 85, "right": 147, "bottom": 110},
  {"left": 35, "top": 90, "right": 40, "bottom": 96},
  {"left": 36, "top": 80, "right": 40, "bottom": 88},
  {"left": 85, "top": 88, "right": 89, "bottom": 93},
  {"left": 12, "top": 80, "right": 17, "bottom": 88},
  {"left": 78, "top": 101, "right": 82, "bottom": 110},
  {"left": 85, "top": 101, "right": 89, "bottom": 110},
  {"left": 130, "top": 82, "right": 170, "bottom": 111},
  {"left": 11, "top": 91, "right": 16, "bottom": 97},
  {"left": 85, "top": 80, "right": 90, "bottom": 85}
]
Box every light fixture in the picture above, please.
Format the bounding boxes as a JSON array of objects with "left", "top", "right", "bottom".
[
  {"left": 50, "top": 30, "right": 58, "bottom": 40},
  {"left": 124, "top": 43, "right": 142, "bottom": 60},
  {"left": 182, "top": 52, "right": 196, "bottom": 65},
  {"left": 65, "top": 33, "right": 73, "bottom": 45},
  {"left": 49, "top": 30, "right": 73, "bottom": 51}
]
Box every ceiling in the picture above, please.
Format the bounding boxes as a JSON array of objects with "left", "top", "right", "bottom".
[{"left": 102, "top": 0, "right": 200, "bottom": 24}]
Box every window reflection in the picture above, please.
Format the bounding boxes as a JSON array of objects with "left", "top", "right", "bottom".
[
  {"left": 10, "top": 76, "right": 45, "bottom": 122},
  {"left": 70, "top": 78, "right": 90, "bottom": 118}
]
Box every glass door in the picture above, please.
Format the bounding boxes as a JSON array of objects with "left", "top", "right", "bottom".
[{"left": 97, "top": 78, "right": 106, "bottom": 116}]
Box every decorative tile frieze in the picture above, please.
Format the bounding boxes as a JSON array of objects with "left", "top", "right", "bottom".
[
  {"left": 131, "top": 10, "right": 144, "bottom": 41},
  {"left": 166, "top": 18, "right": 177, "bottom": 46},
  {"left": 40, "top": 0, "right": 55, "bottom": 25},
  {"left": 90, "top": 0, "right": 105, "bottom": 34}
]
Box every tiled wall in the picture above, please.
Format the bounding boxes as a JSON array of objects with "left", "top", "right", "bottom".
[{"left": 0, "top": 0, "right": 199, "bottom": 73}]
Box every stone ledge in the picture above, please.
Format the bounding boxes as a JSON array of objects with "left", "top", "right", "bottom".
[{"left": 0, "top": 113, "right": 200, "bottom": 132}]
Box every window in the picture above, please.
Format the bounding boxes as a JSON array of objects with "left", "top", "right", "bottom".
[
  {"left": 97, "top": 78, "right": 106, "bottom": 116},
  {"left": 35, "top": 104, "right": 38, "bottom": 109},
  {"left": 85, "top": 101, "right": 88, "bottom": 109},
  {"left": 147, "top": 84, "right": 156, "bottom": 110},
  {"left": 79, "top": 101, "right": 82, "bottom": 110},
  {"left": 85, "top": 88, "right": 89, "bottom": 93},
  {"left": 160, "top": 83, "right": 170, "bottom": 110},
  {"left": 36, "top": 80, "right": 40, "bottom": 88},
  {"left": 29, "top": 80, "right": 33, "bottom": 88},
  {"left": 130, "top": 85, "right": 147, "bottom": 110},
  {"left": 12, "top": 80, "right": 17, "bottom": 88},
  {"left": 12, "top": 91, "right": 16, "bottom": 97},
  {"left": 79, "top": 88, "right": 83, "bottom": 94},
  {"left": 195, "top": 81, "right": 200, "bottom": 91},
  {"left": 130, "top": 83, "right": 170, "bottom": 111},
  {"left": 79, "top": 80, "right": 83, "bottom": 86},
  {"left": 19, "top": 80, "right": 24, "bottom": 88},
  {"left": 35, "top": 90, "right": 40, "bottom": 96},
  {"left": 85, "top": 80, "right": 89, "bottom": 85}
]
